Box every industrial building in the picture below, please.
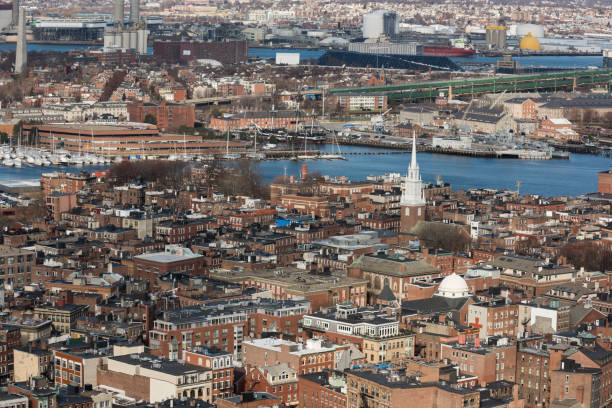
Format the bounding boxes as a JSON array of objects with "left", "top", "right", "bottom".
[
  {"left": 362, "top": 10, "right": 398, "bottom": 39},
  {"left": 0, "top": 3, "right": 11, "bottom": 31},
  {"left": 486, "top": 25, "right": 507, "bottom": 49},
  {"left": 32, "top": 20, "right": 106, "bottom": 42},
  {"left": 348, "top": 42, "right": 422, "bottom": 56},
  {"left": 153, "top": 40, "right": 248, "bottom": 65},
  {"left": 103, "top": 0, "right": 147, "bottom": 54}
]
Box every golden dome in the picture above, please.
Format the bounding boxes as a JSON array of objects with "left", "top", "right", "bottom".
[{"left": 520, "top": 32, "right": 541, "bottom": 51}]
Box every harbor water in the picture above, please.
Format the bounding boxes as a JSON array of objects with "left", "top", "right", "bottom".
[{"left": 1, "top": 145, "right": 608, "bottom": 197}]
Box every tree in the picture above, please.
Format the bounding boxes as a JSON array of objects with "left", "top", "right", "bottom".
[
  {"left": 215, "top": 160, "right": 269, "bottom": 199},
  {"left": 106, "top": 160, "right": 190, "bottom": 189},
  {"left": 101, "top": 70, "right": 127, "bottom": 102},
  {"left": 412, "top": 221, "right": 472, "bottom": 253},
  {"left": 144, "top": 114, "right": 157, "bottom": 125},
  {"left": 557, "top": 241, "right": 612, "bottom": 272},
  {"left": 515, "top": 236, "right": 542, "bottom": 256}
]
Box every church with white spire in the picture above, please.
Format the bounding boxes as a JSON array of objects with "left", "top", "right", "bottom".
[{"left": 400, "top": 134, "right": 426, "bottom": 233}]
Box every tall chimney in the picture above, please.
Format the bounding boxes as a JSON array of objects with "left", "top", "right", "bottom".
[
  {"left": 15, "top": 6, "right": 26, "bottom": 75},
  {"left": 11, "top": 0, "right": 19, "bottom": 27},
  {"left": 130, "top": 0, "right": 139, "bottom": 23},
  {"left": 113, "top": 0, "right": 124, "bottom": 28}
]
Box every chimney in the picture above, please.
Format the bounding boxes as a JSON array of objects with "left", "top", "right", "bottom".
[
  {"left": 458, "top": 334, "right": 466, "bottom": 345},
  {"left": 11, "top": 0, "right": 19, "bottom": 26},
  {"left": 14, "top": 6, "right": 26, "bottom": 75},
  {"left": 301, "top": 164, "right": 308, "bottom": 180},
  {"left": 113, "top": 0, "right": 125, "bottom": 27},
  {"left": 474, "top": 337, "right": 480, "bottom": 348},
  {"left": 129, "top": 0, "right": 140, "bottom": 22}
]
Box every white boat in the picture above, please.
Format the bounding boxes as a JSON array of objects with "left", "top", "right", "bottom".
[
  {"left": 13, "top": 158, "right": 22, "bottom": 167},
  {"left": 114, "top": 156, "right": 123, "bottom": 163},
  {"left": 26, "top": 155, "right": 35, "bottom": 164},
  {"left": 33, "top": 157, "right": 43, "bottom": 166},
  {"left": 3, "top": 158, "right": 14, "bottom": 167},
  {"left": 49, "top": 155, "right": 60, "bottom": 166},
  {"left": 319, "top": 133, "right": 346, "bottom": 160},
  {"left": 246, "top": 152, "right": 266, "bottom": 160},
  {"left": 42, "top": 158, "right": 51, "bottom": 166},
  {"left": 222, "top": 153, "right": 241, "bottom": 160},
  {"left": 262, "top": 143, "right": 277, "bottom": 150}
]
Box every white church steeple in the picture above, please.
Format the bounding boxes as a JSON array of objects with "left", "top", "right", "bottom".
[{"left": 400, "top": 134, "right": 426, "bottom": 207}]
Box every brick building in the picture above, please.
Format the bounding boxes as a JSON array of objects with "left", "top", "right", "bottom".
[
  {"left": 0, "top": 325, "right": 20, "bottom": 385},
  {"left": 241, "top": 338, "right": 351, "bottom": 375},
  {"left": 40, "top": 171, "right": 96, "bottom": 199},
  {"left": 184, "top": 347, "right": 234, "bottom": 403},
  {"left": 515, "top": 344, "right": 566, "bottom": 408},
  {"left": 238, "top": 364, "right": 299, "bottom": 406},
  {"left": 550, "top": 359, "right": 601, "bottom": 408},
  {"left": 299, "top": 371, "right": 347, "bottom": 408},
  {"left": 0, "top": 246, "right": 34, "bottom": 287},
  {"left": 209, "top": 110, "right": 303, "bottom": 132},
  {"left": 127, "top": 102, "right": 195, "bottom": 131},
  {"left": 440, "top": 337, "right": 517, "bottom": 385},
  {"left": 210, "top": 267, "right": 368, "bottom": 311},
  {"left": 53, "top": 350, "right": 102, "bottom": 388},
  {"left": 133, "top": 246, "right": 207, "bottom": 284},
  {"left": 346, "top": 369, "right": 481, "bottom": 408},
  {"left": 467, "top": 299, "right": 519, "bottom": 340}
]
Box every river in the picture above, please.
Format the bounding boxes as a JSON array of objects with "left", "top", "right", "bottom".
[
  {"left": 0, "top": 43, "right": 603, "bottom": 69},
  {"left": 1, "top": 145, "right": 609, "bottom": 197}
]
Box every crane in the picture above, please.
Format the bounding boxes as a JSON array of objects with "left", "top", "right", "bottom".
[{"left": 371, "top": 108, "right": 393, "bottom": 131}]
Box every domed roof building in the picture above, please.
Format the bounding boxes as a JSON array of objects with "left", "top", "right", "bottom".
[
  {"left": 520, "top": 33, "right": 541, "bottom": 51},
  {"left": 435, "top": 274, "right": 470, "bottom": 298}
]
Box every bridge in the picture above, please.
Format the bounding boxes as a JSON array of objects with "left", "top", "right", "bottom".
[{"left": 328, "top": 68, "right": 612, "bottom": 101}]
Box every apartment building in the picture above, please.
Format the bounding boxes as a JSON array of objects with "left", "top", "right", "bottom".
[{"left": 98, "top": 354, "right": 212, "bottom": 403}]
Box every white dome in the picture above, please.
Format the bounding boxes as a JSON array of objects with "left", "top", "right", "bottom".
[{"left": 436, "top": 274, "right": 470, "bottom": 298}]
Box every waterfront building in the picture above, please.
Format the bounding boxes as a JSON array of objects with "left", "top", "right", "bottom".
[
  {"left": 127, "top": 101, "right": 195, "bottom": 132},
  {"left": 22, "top": 123, "right": 241, "bottom": 157}
]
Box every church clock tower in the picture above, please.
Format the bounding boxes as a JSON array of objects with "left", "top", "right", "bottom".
[{"left": 400, "top": 134, "right": 426, "bottom": 233}]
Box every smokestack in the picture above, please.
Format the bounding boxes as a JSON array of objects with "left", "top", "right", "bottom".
[
  {"left": 113, "top": 0, "right": 124, "bottom": 27},
  {"left": 130, "top": 0, "right": 139, "bottom": 23},
  {"left": 11, "top": 0, "right": 19, "bottom": 27},
  {"left": 15, "top": 6, "right": 26, "bottom": 75}
]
